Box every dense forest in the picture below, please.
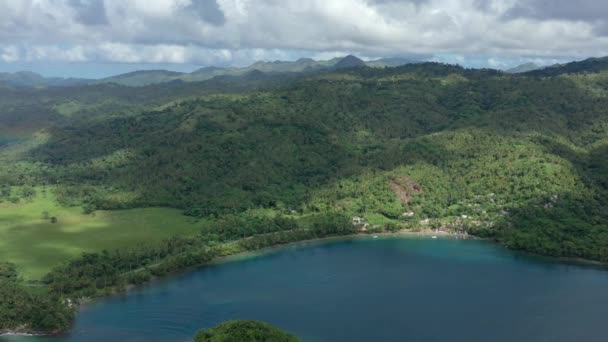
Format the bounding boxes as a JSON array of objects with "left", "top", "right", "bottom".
[
  {"left": 0, "top": 262, "right": 75, "bottom": 333},
  {"left": 8, "top": 62, "right": 607, "bottom": 258},
  {"left": 1, "top": 60, "right": 608, "bottom": 333}
]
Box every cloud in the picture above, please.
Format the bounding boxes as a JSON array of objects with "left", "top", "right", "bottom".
[
  {"left": 188, "top": 0, "right": 225, "bottom": 26},
  {"left": 504, "top": 0, "right": 608, "bottom": 22},
  {"left": 69, "top": 0, "right": 108, "bottom": 25},
  {"left": 0, "top": 0, "right": 607, "bottom": 69},
  {"left": 0, "top": 46, "right": 19, "bottom": 62},
  {"left": 503, "top": 0, "right": 608, "bottom": 36}
]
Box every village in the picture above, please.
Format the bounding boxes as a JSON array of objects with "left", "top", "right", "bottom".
[{"left": 351, "top": 212, "right": 480, "bottom": 239}]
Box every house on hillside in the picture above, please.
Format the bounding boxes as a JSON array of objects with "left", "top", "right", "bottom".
[{"left": 352, "top": 216, "right": 370, "bottom": 231}]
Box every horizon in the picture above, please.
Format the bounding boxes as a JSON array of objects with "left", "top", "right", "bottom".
[
  {"left": 2, "top": 1, "right": 608, "bottom": 78},
  {"left": 0, "top": 54, "right": 599, "bottom": 80}
]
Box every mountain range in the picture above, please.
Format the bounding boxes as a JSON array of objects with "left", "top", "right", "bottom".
[
  {"left": 0, "top": 55, "right": 418, "bottom": 88},
  {"left": 0, "top": 71, "right": 90, "bottom": 88},
  {"left": 3, "top": 55, "right": 608, "bottom": 89}
]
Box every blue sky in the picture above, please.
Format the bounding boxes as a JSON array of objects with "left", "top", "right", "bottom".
[{"left": 1, "top": 0, "right": 607, "bottom": 79}]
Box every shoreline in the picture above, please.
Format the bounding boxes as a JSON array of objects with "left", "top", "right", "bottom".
[
  {"left": 209, "top": 229, "right": 472, "bottom": 264},
  {"left": 10, "top": 229, "right": 606, "bottom": 337},
  {"left": 85, "top": 229, "right": 606, "bottom": 306},
  {"left": 0, "top": 329, "right": 62, "bottom": 337},
  {"left": 83, "top": 230, "right": 481, "bottom": 301},
  {"left": 77, "top": 229, "right": 462, "bottom": 307}
]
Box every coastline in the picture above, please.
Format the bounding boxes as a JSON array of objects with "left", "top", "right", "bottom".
[
  {"left": 76, "top": 229, "right": 460, "bottom": 307},
  {"left": 0, "top": 329, "right": 61, "bottom": 337},
  {"left": 210, "top": 229, "right": 471, "bottom": 264},
  {"left": 8, "top": 228, "right": 606, "bottom": 337},
  {"left": 0, "top": 230, "right": 464, "bottom": 337},
  {"left": 80, "top": 231, "right": 446, "bottom": 293}
]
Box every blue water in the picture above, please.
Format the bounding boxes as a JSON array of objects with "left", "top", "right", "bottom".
[{"left": 5, "top": 237, "right": 608, "bottom": 342}]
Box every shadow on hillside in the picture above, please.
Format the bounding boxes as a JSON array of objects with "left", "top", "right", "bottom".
[
  {"left": 536, "top": 136, "right": 608, "bottom": 199},
  {"left": 15, "top": 64, "right": 608, "bottom": 247},
  {"left": 494, "top": 188, "right": 608, "bottom": 262}
]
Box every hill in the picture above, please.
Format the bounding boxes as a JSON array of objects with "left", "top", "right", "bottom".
[
  {"left": 524, "top": 57, "right": 608, "bottom": 76},
  {"left": 96, "top": 70, "right": 185, "bottom": 87},
  {"left": 93, "top": 57, "right": 337, "bottom": 86},
  {"left": 70, "top": 55, "right": 416, "bottom": 87},
  {"left": 366, "top": 57, "right": 419, "bottom": 68},
  {"left": 334, "top": 55, "right": 366, "bottom": 68},
  {"left": 2, "top": 62, "right": 606, "bottom": 261},
  {"left": 505, "top": 62, "right": 540, "bottom": 73},
  {"left": 0, "top": 56, "right": 420, "bottom": 88},
  {"left": 0, "top": 71, "right": 90, "bottom": 88}
]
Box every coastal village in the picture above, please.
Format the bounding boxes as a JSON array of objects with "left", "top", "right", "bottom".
[
  {"left": 346, "top": 177, "right": 495, "bottom": 238},
  {"left": 351, "top": 212, "right": 475, "bottom": 239}
]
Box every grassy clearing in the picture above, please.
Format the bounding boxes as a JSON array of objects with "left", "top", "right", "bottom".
[{"left": 0, "top": 190, "right": 202, "bottom": 280}]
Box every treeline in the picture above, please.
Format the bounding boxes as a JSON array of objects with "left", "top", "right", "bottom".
[
  {"left": 43, "top": 212, "right": 356, "bottom": 298},
  {"left": 0, "top": 262, "right": 75, "bottom": 333},
  {"left": 497, "top": 195, "right": 608, "bottom": 262}
]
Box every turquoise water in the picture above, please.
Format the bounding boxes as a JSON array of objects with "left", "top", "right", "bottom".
[{"left": 4, "top": 237, "right": 608, "bottom": 342}]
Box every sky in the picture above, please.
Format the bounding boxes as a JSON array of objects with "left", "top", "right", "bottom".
[{"left": 1, "top": 0, "right": 608, "bottom": 78}]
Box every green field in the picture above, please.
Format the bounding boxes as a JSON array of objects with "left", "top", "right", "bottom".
[{"left": 0, "top": 190, "right": 202, "bottom": 279}]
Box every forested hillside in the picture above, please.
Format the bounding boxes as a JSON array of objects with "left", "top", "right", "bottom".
[
  {"left": 2, "top": 62, "right": 608, "bottom": 260},
  {"left": 1, "top": 61, "right": 608, "bottom": 333}
]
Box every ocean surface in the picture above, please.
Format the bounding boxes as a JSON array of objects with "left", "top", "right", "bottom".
[{"left": 4, "top": 237, "right": 608, "bottom": 342}]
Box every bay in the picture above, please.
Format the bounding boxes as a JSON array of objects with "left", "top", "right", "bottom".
[{"left": 5, "top": 237, "right": 608, "bottom": 342}]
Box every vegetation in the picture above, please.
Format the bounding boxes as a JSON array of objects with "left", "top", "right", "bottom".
[
  {"left": 0, "top": 189, "right": 201, "bottom": 279},
  {"left": 0, "top": 264, "right": 75, "bottom": 334},
  {"left": 11, "top": 63, "right": 605, "bottom": 260},
  {"left": 1, "top": 60, "right": 608, "bottom": 333},
  {"left": 524, "top": 56, "right": 608, "bottom": 77},
  {"left": 194, "top": 320, "right": 298, "bottom": 342},
  {"left": 41, "top": 211, "right": 355, "bottom": 298}
]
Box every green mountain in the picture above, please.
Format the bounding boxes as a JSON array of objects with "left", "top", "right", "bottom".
[
  {"left": 334, "top": 55, "right": 366, "bottom": 68},
  {"left": 92, "top": 55, "right": 417, "bottom": 87},
  {"left": 505, "top": 62, "right": 540, "bottom": 73},
  {"left": 0, "top": 71, "right": 90, "bottom": 88},
  {"left": 525, "top": 56, "right": 608, "bottom": 76},
  {"left": 366, "top": 57, "right": 419, "bottom": 68},
  {"left": 0, "top": 56, "right": 420, "bottom": 88},
  {"left": 96, "top": 70, "right": 185, "bottom": 87},
  {"left": 3, "top": 61, "right": 607, "bottom": 261}
]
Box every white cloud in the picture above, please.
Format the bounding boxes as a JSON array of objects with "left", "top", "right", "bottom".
[
  {"left": 0, "top": 0, "right": 607, "bottom": 67},
  {"left": 0, "top": 45, "right": 19, "bottom": 62}
]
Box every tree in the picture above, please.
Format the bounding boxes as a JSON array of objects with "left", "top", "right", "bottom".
[{"left": 194, "top": 320, "right": 299, "bottom": 342}]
